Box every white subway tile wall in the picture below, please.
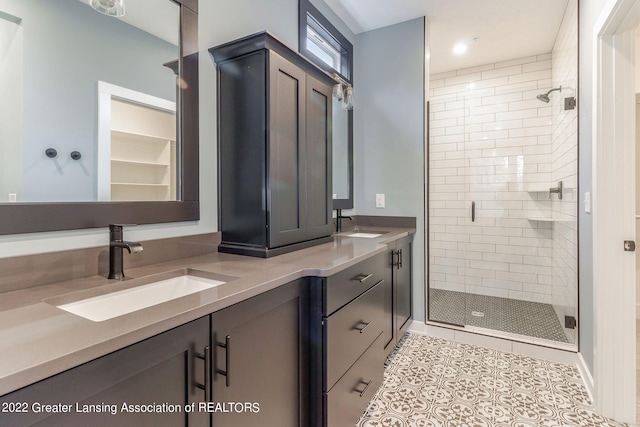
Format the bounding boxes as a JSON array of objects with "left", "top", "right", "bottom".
[{"left": 428, "top": 0, "right": 577, "bottom": 344}]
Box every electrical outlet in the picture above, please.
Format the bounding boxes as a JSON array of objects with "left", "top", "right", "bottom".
[
  {"left": 375, "top": 193, "right": 385, "bottom": 208},
  {"left": 8, "top": 193, "right": 16, "bottom": 203}
]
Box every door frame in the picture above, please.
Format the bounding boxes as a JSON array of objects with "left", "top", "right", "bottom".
[{"left": 592, "top": 0, "right": 639, "bottom": 421}]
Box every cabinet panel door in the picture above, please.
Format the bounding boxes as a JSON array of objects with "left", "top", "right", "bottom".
[
  {"left": 306, "top": 74, "right": 333, "bottom": 240},
  {"left": 396, "top": 240, "right": 412, "bottom": 336},
  {"left": 268, "top": 52, "right": 308, "bottom": 248},
  {"left": 211, "top": 280, "right": 308, "bottom": 427},
  {"left": 218, "top": 51, "right": 268, "bottom": 247},
  {"left": 0, "top": 317, "right": 209, "bottom": 427}
]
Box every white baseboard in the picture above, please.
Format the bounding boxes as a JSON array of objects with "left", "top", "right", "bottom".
[{"left": 577, "top": 352, "right": 595, "bottom": 403}]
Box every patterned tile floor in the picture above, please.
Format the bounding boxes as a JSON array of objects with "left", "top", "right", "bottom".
[
  {"left": 357, "top": 333, "right": 627, "bottom": 427},
  {"left": 429, "top": 289, "right": 569, "bottom": 343}
]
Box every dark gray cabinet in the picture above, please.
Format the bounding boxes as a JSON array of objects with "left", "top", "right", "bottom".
[
  {"left": 211, "top": 32, "right": 334, "bottom": 258},
  {"left": 383, "top": 235, "right": 413, "bottom": 355},
  {"left": 310, "top": 253, "right": 386, "bottom": 427},
  {"left": 210, "top": 279, "right": 309, "bottom": 427},
  {"left": 0, "top": 317, "right": 210, "bottom": 427}
]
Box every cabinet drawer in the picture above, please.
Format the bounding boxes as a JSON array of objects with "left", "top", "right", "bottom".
[
  {"left": 325, "top": 280, "right": 384, "bottom": 389},
  {"left": 325, "top": 253, "right": 384, "bottom": 314},
  {"left": 325, "top": 334, "right": 384, "bottom": 427}
]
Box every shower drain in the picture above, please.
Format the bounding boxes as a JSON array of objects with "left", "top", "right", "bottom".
[{"left": 471, "top": 311, "right": 485, "bottom": 317}]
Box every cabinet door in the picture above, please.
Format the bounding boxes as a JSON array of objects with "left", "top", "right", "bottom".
[
  {"left": 395, "top": 239, "right": 412, "bottom": 337},
  {"left": 218, "top": 50, "right": 268, "bottom": 247},
  {"left": 211, "top": 280, "right": 309, "bottom": 427},
  {"left": 0, "top": 317, "right": 209, "bottom": 427},
  {"left": 305, "top": 74, "right": 333, "bottom": 240},
  {"left": 268, "top": 52, "right": 308, "bottom": 248}
]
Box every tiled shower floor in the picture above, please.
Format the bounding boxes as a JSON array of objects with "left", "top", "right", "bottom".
[
  {"left": 357, "top": 333, "right": 627, "bottom": 427},
  {"left": 429, "top": 289, "right": 569, "bottom": 343}
]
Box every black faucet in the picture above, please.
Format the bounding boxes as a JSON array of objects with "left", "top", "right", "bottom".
[
  {"left": 108, "top": 224, "right": 143, "bottom": 280},
  {"left": 335, "top": 209, "right": 352, "bottom": 233}
]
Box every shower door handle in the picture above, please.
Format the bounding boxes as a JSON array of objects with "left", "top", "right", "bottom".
[{"left": 471, "top": 201, "right": 476, "bottom": 222}]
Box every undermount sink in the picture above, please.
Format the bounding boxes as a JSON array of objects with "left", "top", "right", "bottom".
[
  {"left": 343, "top": 230, "right": 389, "bottom": 238},
  {"left": 53, "top": 270, "right": 227, "bottom": 322},
  {"left": 347, "top": 232, "right": 383, "bottom": 238}
]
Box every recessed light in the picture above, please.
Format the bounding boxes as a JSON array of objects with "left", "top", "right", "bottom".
[{"left": 453, "top": 42, "right": 468, "bottom": 55}]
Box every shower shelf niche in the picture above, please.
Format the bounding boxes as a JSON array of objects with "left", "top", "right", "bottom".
[{"left": 527, "top": 217, "right": 555, "bottom": 222}]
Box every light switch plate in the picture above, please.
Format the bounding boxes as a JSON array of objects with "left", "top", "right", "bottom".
[
  {"left": 584, "top": 192, "right": 591, "bottom": 213},
  {"left": 375, "top": 193, "right": 385, "bottom": 208}
]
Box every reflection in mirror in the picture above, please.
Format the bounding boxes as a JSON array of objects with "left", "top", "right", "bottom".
[
  {"left": 0, "top": 0, "right": 179, "bottom": 202},
  {"left": 332, "top": 97, "right": 349, "bottom": 200},
  {"left": 331, "top": 100, "right": 353, "bottom": 210},
  {"left": 298, "top": 0, "right": 354, "bottom": 210}
]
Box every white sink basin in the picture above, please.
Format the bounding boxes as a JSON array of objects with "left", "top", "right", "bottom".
[
  {"left": 347, "top": 232, "right": 383, "bottom": 238},
  {"left": 57, "top": 274, "right": 225, "bottom": 322}
]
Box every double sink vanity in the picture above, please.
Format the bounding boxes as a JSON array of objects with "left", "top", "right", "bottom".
[{"left": 0, "top": 223, "right": 414, "bottom": 427}]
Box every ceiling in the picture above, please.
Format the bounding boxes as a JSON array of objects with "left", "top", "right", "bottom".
[{"left": 323, "top": 0, "right": 570, "bottom": 74}]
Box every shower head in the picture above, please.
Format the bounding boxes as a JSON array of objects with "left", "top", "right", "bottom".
[
  {"left": 536, "top": 86, "right": 562, "bottom": 103},
  {"left": 536, "top": 94, "right": 551, "bottom": 103}
]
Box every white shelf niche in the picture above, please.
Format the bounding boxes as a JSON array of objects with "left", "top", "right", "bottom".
[{"left": 97, "top": 81, "right": 176, "bottom": 202}]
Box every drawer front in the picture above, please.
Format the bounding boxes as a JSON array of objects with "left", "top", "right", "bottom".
[
  {"left": 325, "top": 253, "right": 384, "bottom": 314},
  {"left": 325, "top": 334, "right": 384, "bottom": 427},
  {"left": 325, "top": 280, "right": 384, "bottom": 389}
]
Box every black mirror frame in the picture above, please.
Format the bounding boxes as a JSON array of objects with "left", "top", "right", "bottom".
[
  {"left": 298, "top": 0, "right": 353, "bottom": 210},
  {"left": 0, "top": 0, "right": 199, "bottom": 235}
]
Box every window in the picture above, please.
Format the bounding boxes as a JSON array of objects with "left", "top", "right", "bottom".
[
  {"left": 306, "top": 25, "right": 341, "bottom": 71},
  {"left": 298, "top": 0, "right": 352, "bottom": 83}
]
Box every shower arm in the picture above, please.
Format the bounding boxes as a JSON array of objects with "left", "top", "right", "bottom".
[{"left": 545, "top": 86, "right": 562, "bottom": 96}]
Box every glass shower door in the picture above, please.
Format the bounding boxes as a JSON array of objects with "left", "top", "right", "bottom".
[
  {"left": 427, "top": 87, "right": 469, "bottom": 328},
  {"left": 428, "top": 61, "right": 578, "bottom": 347}
]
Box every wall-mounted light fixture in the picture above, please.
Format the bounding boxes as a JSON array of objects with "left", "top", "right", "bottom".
[
  {"left": 90, "top": 0, "right": 125, "bottom": 17},
  {"left": 332, "top": 73, "right": 353, "bottom": 110}
]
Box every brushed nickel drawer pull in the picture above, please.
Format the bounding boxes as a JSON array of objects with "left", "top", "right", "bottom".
[
  {"left": 352, "top": 273, "right": 372, "bottom": 282},
  {"left": 353, "top": 379, "right": 372, "bottom": 397},
  {"left": 353, "top": 320, "right": 373, "bottom": 334}
]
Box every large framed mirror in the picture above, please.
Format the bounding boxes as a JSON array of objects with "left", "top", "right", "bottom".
[
  {"left": 0, "top": 0, "right": 199, "bottom": 235},
  {"left": 298, "top": 0, "right": 353, "bottom": 210}
]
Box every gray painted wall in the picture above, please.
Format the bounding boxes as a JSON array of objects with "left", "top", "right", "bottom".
[
  {"left": 577, "top": 0, "right": 608, "bottom": 377},
  {"left": 354, "top": 18, "right": 426, "bottom": 322}
]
